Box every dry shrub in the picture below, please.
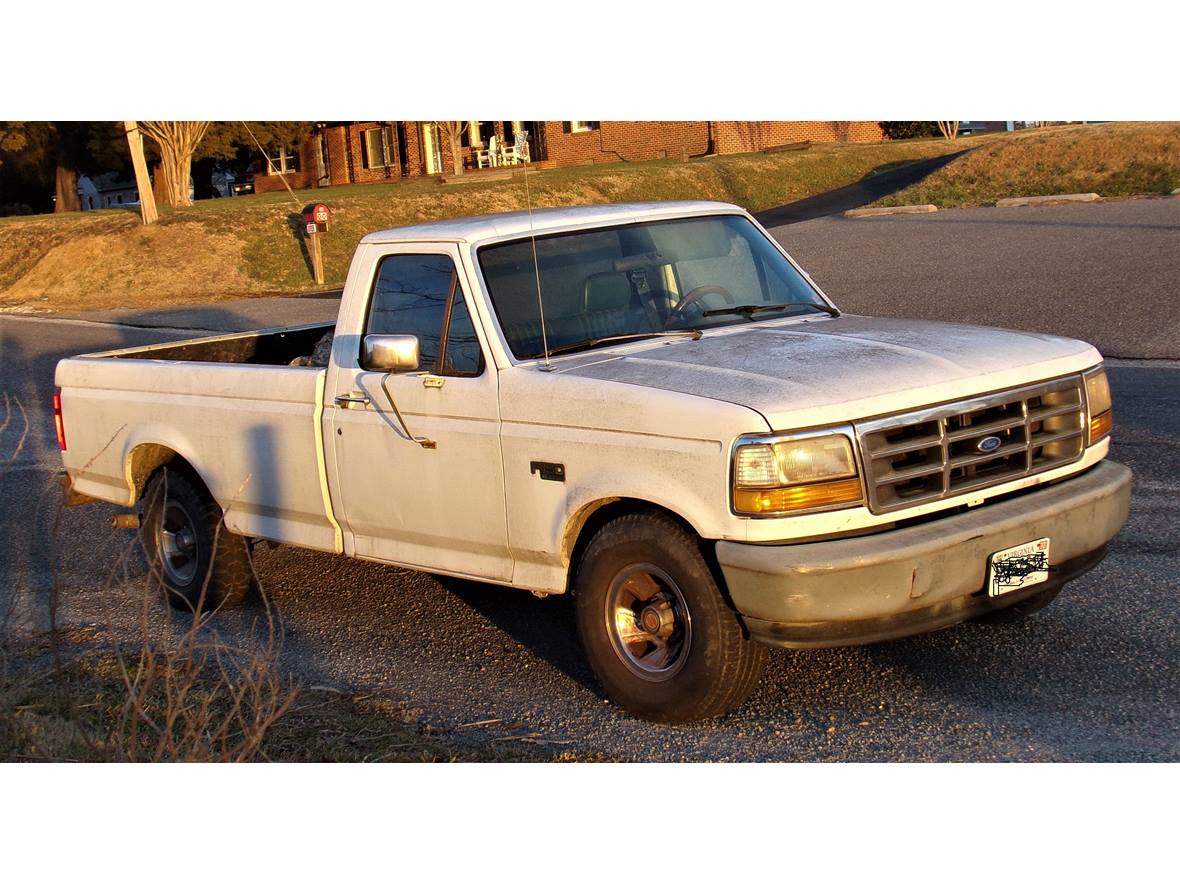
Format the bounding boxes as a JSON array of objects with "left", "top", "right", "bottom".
[
  {"left": 2, "top": 394, "right": 299, "bottom": 762},
  {"left": 86, "top": 475, "right": 299, "bottom": 762}
]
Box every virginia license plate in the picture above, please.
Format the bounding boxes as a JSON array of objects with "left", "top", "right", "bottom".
[{"left": 987, "top": 537, "right": 1051, "bottom": 597}]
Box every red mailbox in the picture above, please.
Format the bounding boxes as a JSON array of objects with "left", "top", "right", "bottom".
[{"left": 302, "top": 202, "right": 332, "bottom": 229}]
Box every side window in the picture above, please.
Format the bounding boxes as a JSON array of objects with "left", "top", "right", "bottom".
[{"left": 366, "top": 253, "right": 484, "bottom": 376}]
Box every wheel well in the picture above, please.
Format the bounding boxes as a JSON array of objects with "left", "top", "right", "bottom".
[
  {"left": 564, "top": 498, "right": 705, "bottom": 590},
  {"left": 127, "top": 444, "right": 201, "bottom": 503},
  {"left": 563, "top": 497, "right": 742, "bottom": 631}
]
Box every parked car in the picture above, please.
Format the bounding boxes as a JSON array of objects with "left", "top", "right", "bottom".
[
  {"left": 55, "top": 201, "right": 1131, "bottom": 722},
  {"left": 230, "top": 174, "right": 255, "bottom": 196}
]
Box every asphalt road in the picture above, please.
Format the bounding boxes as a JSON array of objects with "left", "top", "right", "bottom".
[
  {"left": 2, "top": 199, "right": 1177, "bottom": 761},
  {"left": 773, "top": 197, "right": 1180, "bottom": 360}
]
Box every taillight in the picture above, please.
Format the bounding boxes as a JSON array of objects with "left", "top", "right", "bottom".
[{"left": 53, "top": 390, "right": 66, "bottom": 451}]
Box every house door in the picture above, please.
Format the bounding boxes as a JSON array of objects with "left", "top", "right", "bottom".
[{"left": 422, "top": 124, "right": 445, "bottom": 174}]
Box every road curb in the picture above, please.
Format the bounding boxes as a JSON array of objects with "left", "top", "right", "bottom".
[
  {"left": 844, "top": 204, "right": 938, "bottom": 218},
  {"left": 996, "top": 193, "right": 1101, "bottom": 208}
]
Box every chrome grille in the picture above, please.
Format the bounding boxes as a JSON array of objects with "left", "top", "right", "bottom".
[{"left": 855, "top": 377, "right": 1087, "bottom": 514}]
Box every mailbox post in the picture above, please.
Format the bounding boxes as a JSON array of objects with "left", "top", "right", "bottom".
[{"left": 301, "top": 202, "right": 332, "bottom": 285}]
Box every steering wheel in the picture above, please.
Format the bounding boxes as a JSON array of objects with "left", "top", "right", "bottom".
[{"left": 667, "top": 285, "right": 735, "bottom": 324}]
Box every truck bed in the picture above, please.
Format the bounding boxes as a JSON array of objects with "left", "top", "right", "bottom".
[
  {"left": 56, "top": 321, "right": 341, "bottom": 555},
  {"left": 98, "top": 322, "right": 334, "bottom": 366}
]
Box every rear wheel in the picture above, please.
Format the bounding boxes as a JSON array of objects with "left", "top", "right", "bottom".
[
  {"left": 574, "top": 512, "right": 766, "bottom": 723},
  {"left": 141, "top": 467, "right": 252, "bottom": 613}
]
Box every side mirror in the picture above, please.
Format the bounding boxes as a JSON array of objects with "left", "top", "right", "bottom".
[{"left": 363, "top": 334, "right": 420, "bottom": 372}]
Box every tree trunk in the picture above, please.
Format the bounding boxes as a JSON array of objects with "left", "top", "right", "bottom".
[
  {"left": 153, "top": 162, "right": 170, "bottom": 207},
  {"left": 154, "top": 148, "right": 192, "bottom": 206},
  {"left": 54, "top": 165, "right": 80, "bottom": 212},
  {"left": 449, "top": 129, "right": 463, "bottom": 176}
]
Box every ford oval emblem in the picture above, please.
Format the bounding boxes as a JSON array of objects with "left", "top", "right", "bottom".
[{"left": 976, "top": 435, "right": 1003, "bottom": 453}]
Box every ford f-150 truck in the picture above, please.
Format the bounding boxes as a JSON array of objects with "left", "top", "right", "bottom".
[{"left": 55, "top": 201, "right": 1132, "bottom": 722}]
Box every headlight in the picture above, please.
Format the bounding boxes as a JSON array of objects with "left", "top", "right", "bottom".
[
  {"left": 1084, "top": 367, "right": 1112, "bottom": 444},
  {"left": 732, "top": 432, "right": 863, "bottom": 515}
]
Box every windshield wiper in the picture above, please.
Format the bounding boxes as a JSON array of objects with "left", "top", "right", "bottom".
[
  {"left": 701, "top": 301, "right": 840, "bottom": 319},
  {"left": 541, "top": 329, "right": 703, "bottom": 358}
]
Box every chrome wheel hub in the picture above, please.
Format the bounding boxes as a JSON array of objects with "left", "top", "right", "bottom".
[
  {"left": 158, "top": 500, "right": 199, "bottom": 586},
  {"left": 605, "top": 564, "right": 692, "bottom": 682}
]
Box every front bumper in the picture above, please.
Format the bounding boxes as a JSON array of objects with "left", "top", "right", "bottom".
[{"left": 716, "top": 460, "right": 1132, "bottom": 649}]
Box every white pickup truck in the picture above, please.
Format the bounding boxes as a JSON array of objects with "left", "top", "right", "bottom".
[{"left": 56, "top": 201, "right": 1131, "bottom": 722}]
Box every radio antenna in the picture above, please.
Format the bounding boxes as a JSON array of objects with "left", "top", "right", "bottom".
[{"left": 523, "top": 167, "right": 553, "bottom": 371}]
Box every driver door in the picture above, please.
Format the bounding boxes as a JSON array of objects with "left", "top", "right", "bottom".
[{"left": 328, "top": 247, "right": 511, "bottom": 581}]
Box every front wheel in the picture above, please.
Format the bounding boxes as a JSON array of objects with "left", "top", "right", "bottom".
[{"left": 574, "top": 512, "right": 766, "bottom": 723}]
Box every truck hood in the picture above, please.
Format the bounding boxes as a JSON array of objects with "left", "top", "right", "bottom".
[{"left": 555, "top": 315, "right": 1102, "bottom": 430}]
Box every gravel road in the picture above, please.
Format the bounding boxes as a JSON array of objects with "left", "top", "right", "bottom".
[{"left": 2, "top": 198, "right": 1176, "bottom": 761}]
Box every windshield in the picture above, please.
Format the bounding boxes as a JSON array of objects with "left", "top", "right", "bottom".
[{"left": 478, "top": 214, "right": 832, "bottom": 360}]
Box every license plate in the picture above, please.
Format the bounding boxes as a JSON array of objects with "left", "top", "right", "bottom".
[{"left": 987, "top": 537, "right": 1051, "bottom": 597}]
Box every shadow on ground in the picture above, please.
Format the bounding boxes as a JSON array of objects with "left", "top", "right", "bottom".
[{"left": 753, "top": 150, "right": 969, "bottom": 226}]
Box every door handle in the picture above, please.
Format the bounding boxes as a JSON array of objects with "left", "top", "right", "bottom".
[{"left": 334, "top": 392, "right": 370, "bottom": 408}]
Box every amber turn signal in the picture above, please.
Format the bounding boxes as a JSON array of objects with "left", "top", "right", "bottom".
[
  {"left": 734, "top": 477, "right": 863, "bottom": 515},
  {"left": 1089, "top": 409, "right": 1113, "bottom": 444}
]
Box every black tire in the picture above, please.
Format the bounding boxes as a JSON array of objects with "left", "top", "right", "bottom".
[
  {"left": 974, "top": 585, "right": 1062, "bottom": 625},
  {"left": 574, "top": 511, "right": 767, "bottom": 723},
  {"left": 141, "top": 467, "right": 253, "bottom": 613}
]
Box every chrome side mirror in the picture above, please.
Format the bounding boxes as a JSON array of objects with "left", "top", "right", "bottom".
[{"left": 363, "top": 334, "right": 420, "bottom": 372}]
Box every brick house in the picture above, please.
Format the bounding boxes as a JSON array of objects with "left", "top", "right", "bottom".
[{"left": 252, "top": 121, "right": 885, "bottom": 194}]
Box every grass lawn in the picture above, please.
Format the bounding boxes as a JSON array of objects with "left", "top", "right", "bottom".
[
  {"left": 873, "top": 122, "right": 1180, "bottom": 208},
  {"left": 0, "top": 136, "right": 976, "bottom": 312}
]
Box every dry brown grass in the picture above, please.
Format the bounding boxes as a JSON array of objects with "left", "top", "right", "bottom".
[
  {"left": 875, "top": 122, "right": 1180, "bottom": 207},
  {"left": 1, "top": 223, "right": 259, "bottom": 313}
]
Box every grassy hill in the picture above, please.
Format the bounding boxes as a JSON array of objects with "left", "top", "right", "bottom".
[
  {"left": 874, "top": 122, "right": 1180, "bottom": 208},
  {"left": 0, "top": 136, "right": 972, "bottom": 312}
]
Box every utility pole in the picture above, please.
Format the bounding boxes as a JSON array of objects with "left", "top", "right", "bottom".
[{"left": 123, "top": 121, "right": 158, "bottom": 225}]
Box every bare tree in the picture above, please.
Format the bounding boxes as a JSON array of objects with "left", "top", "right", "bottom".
[
  {"left": 433, "top": 121, "right": 471, "bottom": 176},
  {"left": 937, "top": 121, "right": 960, "bottom": 141},
  {"left": 138, "top": 121, "right": 210, "bottom": 207}
]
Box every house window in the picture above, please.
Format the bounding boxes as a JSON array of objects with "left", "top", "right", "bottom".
[
  {"left": 266, "top": 150, "right": 299, "bottom": 175},
  {"left": 568, "top": 121, "right": 599, "bottom": 133},
  {"left": 361, "top": 126, "right": 394, "bottom": 169}
]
